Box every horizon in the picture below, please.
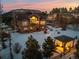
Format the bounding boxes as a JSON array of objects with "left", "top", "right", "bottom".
[{"left": 1, "top": 0, "right": 79, "bottom": 12}]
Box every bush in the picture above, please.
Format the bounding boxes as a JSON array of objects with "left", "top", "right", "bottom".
[{"left": 13, "top": 42, "right": 21, "bottom": 54}]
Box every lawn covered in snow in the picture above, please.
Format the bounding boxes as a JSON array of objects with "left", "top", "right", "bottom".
[{"left": 0, "top": 26, "right": 79, "bottom": 59}]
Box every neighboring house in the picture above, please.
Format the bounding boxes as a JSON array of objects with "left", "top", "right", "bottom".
[
  {"left": 72, "top": 13, "right": 79, "bottom": 18},
  {"left": 47, "top": 13, "right": 74, "bottom": 28},
  {"left": 47, "top": 14, "right": 56, "bottom": 26}
]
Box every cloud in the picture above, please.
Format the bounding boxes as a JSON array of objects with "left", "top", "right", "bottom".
[{"left": 3, "top": 0, "right": 79, "bottom": 12}]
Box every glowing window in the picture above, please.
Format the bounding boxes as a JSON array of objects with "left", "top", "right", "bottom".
[
  {"left": 30, "top": 16, "right": 38, "bottom": 23},
  {"left": 22, "top": 22, "right": 27, "bottom": 26},
  {"left": 40, "top": 21, "right": 45, "bottom": 25}
]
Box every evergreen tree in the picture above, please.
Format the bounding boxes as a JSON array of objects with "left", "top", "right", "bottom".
[
  {"left": 26, "top": 35, "right": 40, "bottom": 49},
  {"left": 76, "top": 40, "right": 79, "bottom": 58},
  {"left": 42, "top": 36, "right": 55, "bottom": 58},
  {"left": 22, "top": 35, "right": 43, "bottom": 59},
  {"left": 50, "top": 7, "right": 68, "bottom": 14},
  {"left": 69, "top": 7, "right": 72, "bottom": 13}
]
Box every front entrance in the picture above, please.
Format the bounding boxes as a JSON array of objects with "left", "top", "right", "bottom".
[{"left": 29, "top": 15, "right": 40, "bottom": 31}]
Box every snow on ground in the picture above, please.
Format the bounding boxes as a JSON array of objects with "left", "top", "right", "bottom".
[{"left": 0, "top": 26, "right": 79, "bottom": 59}]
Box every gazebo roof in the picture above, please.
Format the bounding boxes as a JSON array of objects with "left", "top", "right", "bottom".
[{"left": 54, "top": 35, "right": 74, "bottom": 42}]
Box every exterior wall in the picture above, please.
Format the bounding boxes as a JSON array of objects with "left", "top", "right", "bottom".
[
  {"left": 65, "top": 41, "right": 73, "bottom": 51},
  {"left": 55, "top": 40, "right": 64, "bottom": 53}
]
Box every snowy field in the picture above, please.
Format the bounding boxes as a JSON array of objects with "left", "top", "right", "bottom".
[{"left": 0, "top": 26, "right": 79, "bottom": 59}]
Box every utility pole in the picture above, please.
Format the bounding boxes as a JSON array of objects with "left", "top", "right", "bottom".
[
  {"left": 0, "top": 0, "right": 3, "bottom": 23},
  {"left": 0, "top": 0, "right": 3, "bottom": 37},
  {"left": 0, "top": 0, "right": 2, "bottom": 38},
  {"left": 8, "top": 33, "right": 14, "bottom": 59},
  {"left": 0, "top": 1, "right": 3, "bottom": 59}
]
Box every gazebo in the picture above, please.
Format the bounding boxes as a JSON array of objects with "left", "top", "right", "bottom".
[{"left": 54, "top": 35, "right": 75, "bottom": 54}]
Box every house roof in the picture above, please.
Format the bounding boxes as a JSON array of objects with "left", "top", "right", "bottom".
[
  {"left": 54, "top": 35, "right": 74, "bottom": 42},
  {"left": 10, "top": 9, "right": 42, "bottom": 14}
]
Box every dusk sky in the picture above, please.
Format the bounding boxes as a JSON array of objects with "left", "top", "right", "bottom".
[{"left": 1, "top": 0, "right": 79, "bottom": 12}]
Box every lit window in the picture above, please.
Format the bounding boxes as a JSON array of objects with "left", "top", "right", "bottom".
[
  {"left": 42, "top": 26, "right": 44, "bottom": 29},
  {"left": 30, "top": 16, "right": 38, "bottom": 23},
  {"left": 30, "top": 27, "right": 33, "bottom": 29},
  {"left": 40, "top": 21, "right": 45, "bottom": 25},
  {"left": 36, "top": 21, "right": 39, "bottom": 24},
  {"left": 22, "top": 22, "right": 27, "bottom": 26},
  {"left": 24, "top": 27, "right": 27, "bottom": 30}
]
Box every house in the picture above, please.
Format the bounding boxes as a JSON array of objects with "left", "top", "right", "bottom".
[
  {"left": 3, "top": 9, "right": 46, "bottom": 32},
  {"left": 54, "top": 35, "right": 75, "bottom": 54}
]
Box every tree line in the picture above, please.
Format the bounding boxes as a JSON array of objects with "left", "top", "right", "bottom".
[{"left": 50, "top": 6, "right": 79, "bottom": 14}]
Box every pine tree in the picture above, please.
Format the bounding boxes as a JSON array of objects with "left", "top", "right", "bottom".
[
  {"left": 76, "top": 40, "right": 79, "bottom": 58},
  {"left": 42, "top": 36, "right": 55, "bottom": 58},
  {"left": 22, "top": 35, "right": 43, "bottom": 59}
]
